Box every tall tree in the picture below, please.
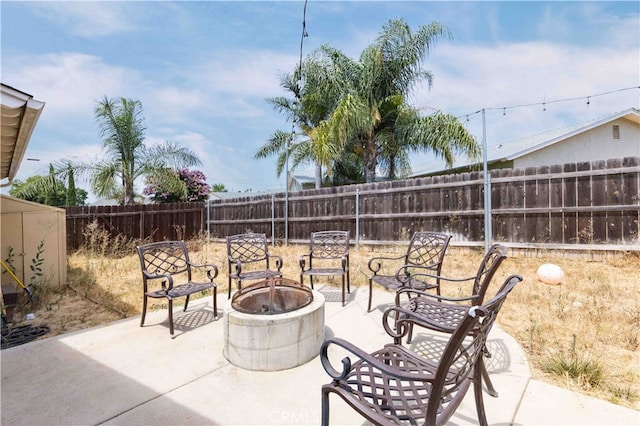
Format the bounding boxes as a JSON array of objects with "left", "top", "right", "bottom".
[
  {"left": 9, "top": 166, "right": 87, "bottom": 207},
  {"left": 256, "top": 71, "right": 324, "bottom": 189},
  {"left": 68, "top": 96, "right": 202, "bottom": 205},
  {"left": 308, "top": 19, "right": 480, "bottom": 183}
]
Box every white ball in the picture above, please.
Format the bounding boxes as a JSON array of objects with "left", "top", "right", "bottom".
[{"left": 537, "top": 263, "right": 564, "bottom": 285}]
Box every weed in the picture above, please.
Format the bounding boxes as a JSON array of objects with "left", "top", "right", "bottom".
[
  {"left": 542, "top": 335, "right": 604, "bottom": 389},
  {"left": 608, "top": 384, "right": 638, "bottom": 405}
]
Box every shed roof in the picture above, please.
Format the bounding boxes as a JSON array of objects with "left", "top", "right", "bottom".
[{"left": 1, "top": 83, "right": 46, "bottom": 186}]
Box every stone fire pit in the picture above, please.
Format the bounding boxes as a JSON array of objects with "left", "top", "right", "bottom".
[{"left": 223, "top": 277, "right": 325, "bottom": 371}]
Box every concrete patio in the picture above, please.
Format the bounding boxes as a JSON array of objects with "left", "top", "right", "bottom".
[{"left": 2, "top": 286, "right": 638, "bottom": 425}]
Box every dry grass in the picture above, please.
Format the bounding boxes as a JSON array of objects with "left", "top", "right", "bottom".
[{"left": 9, "top": 236, "right": 639, "bottom": 410}]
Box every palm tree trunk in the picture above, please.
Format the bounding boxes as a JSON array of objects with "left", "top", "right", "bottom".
[
  {"left": 364, "top": 137, "right": 377, "bottom": 183},
  {"left": 314, "top": 163, "right": 322, "bottom": 189}
]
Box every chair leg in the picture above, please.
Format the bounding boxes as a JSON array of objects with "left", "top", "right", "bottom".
[
  {"left": 474, "top": 363, "right": 489, "bottom": 426},
  {"left": 367, "top": 279, "right": 373, "bottom": 312},
  {"left": 341, "top": 276, "right": 346, "bottom": 307},
  {"left": 481, "top": 358, "right": 499, "bottom": 397},
  {"left": 346, "top": 270, "right": 350, "bottom": 293},
  {"left": 212, "top": 287, "right": 218, "bottom": 317},
  {"left": 407, "top": 323, "right": 414, "bottom": 344},
  {"left": 227, "top": 277, "right": 232, "bottom": 299},
  {"left": 321, "top": 387, "right": 331, "bottom": 426},
  {"left": 184, "top": 294, "right": 190, "bottom": 312},
  {"left": 140, "top": 295, "right": 148, "bottom": 327},
  {"left": 168, "top": 298, "right": 174, "bottom": 336}
]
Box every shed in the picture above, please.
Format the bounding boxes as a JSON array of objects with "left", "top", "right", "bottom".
[{"left": 1, "top": 194, "right": 67, "bottom": 288}]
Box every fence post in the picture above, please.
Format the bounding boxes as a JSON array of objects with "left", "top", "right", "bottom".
[
  {"left": 206, "top": 198, "right": 210, "bottom": 244},
  {"left": 355, "top": 189, "right": 360, "bottom": 250},
  {"left": 482, "top": 108, "right": 492, "bottom": 252}
]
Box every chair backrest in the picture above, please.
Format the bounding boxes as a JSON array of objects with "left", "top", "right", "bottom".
[
  {"left": 309, "top": 231, "right": 350, "bottom": 259},
  {"left": 226, "top": 233, "right": 271, "bottom": 266},
  {"left": 137, "top": 240, "right": 192, "bottom": 281},
  {"left": 426, "top": 274, "right": 523, "bottom": 424},
  {"left": 405, "top": 231, "right": 451, "bottom": 271},
  {"left": 472, "top": 244, "right": 508, "bottom": 303}
]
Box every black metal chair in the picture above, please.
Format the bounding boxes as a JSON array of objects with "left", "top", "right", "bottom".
[
  {"left": 320, "top": 274, "right": 523, "bottom": 426},
  {"left": 367, "top": 231, "right": 451, "bottom": 312},
  {"left": 395, "top": 244, "right": 509, "bottom": 398},
  {"left": 136, "top": 240, "right": 218, "bottom": 337},
  {"left": 299, "top": 231, "right": 350, "bottom": 306},
  {"left": 226, "top": 233, "right": 283, "bottom": 299}
]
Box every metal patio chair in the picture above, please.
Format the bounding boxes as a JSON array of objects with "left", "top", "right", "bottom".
[
  {"left": 137, "top": 240, "right": 219, "bottom": 337},
  {"left": 367, "top": 231, "right": 451, "bottom": 312},
  {"left": 299, "top": 230, "right": 350, "bottom": 306},
  {"left": 396, "top": 244, "right": 509, "bottom": 397},
  {"left": 226, "top": 233, "right": 283, "bottom": 298},
  {"left": 320, "top": 274, "right": 523, "bottom": 426}
]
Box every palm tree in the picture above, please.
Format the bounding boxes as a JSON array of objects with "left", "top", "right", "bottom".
[
  {"left": 68, "top": 96, "right": 202, "bottom": 205},
  {"left": 310, "top": 19, "right": 480, "bottom": 183},
  {"left": 256, "top": 70, "right": 327, "bottom": 189}
]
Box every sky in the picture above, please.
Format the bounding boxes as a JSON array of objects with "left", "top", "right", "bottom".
[{"left": 2, "top": 0, "right": 639, "bottom": 201}]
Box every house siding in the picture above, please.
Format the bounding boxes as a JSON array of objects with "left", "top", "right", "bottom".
[{"left": 514, "top": 118, "right": 640, "bottom": 168}]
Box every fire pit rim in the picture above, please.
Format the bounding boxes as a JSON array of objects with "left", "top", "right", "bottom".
[{"left": 230, "top": 276, "right": 314, "bottom": 315}]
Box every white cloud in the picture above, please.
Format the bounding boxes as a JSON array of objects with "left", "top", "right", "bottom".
[
  {"left": 4, "top": 53, "right": 139, "bottom": 123},
  {"left": 25, "top": 2, "right": 141, "bottom": 37},
  {"left": 416, "top": 40, "right": 639, "bottom": 142},
  {"left": 200, "top": 50, "right": 298, "bottom": 98}
]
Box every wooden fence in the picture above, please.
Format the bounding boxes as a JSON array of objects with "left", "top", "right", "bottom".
[
  {"left": 65, "top": 157, "right": 639, "bottom": 251},
  {"left": 207, "top": 157, "right": 639, "bottom": 250},
  {"left": 65, "top": 202, "right": 204, "bottom": 251}
]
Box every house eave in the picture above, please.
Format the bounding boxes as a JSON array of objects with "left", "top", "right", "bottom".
[{"left": 1, "top": 83, "right": 46, "bottom": 187}]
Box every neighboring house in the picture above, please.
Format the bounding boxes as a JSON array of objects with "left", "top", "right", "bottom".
[
  {"left": 289, "top": 174, "right": 317, "bottom": 192},
  {"left": 412, "top": 108, "right": 640, "bottom": 177}
]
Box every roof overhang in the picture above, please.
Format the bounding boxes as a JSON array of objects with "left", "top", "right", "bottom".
[{"left": 1, "top": 83, "right": 45, "bottom": 187}]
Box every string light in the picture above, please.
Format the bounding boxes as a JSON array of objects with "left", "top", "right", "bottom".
[{"left": 456, "top": 85, "right": 639, "bottom": 121}]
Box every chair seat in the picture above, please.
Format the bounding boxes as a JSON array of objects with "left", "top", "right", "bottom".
[
  {"left": 146, "top": 281, "right": 215, "bottom": 299},
  {"left": 371, "top": 274, "right": 438, "bottom": 291},
  {"left": 302, "top": 268, "right": 345, "bottom": 276},
  {"left": 403, "top": 297, "right": 467, "bottom": 332},
  {"left": 233, "top": 269, "right": 281, "bottom": 281},
  {"left": 337, "top": 344, "right": 439, "bottom": 423}
]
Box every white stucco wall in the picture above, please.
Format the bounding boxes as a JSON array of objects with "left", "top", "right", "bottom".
[{"left": 514, "top": 117, "right": 640, "bottom": 168}]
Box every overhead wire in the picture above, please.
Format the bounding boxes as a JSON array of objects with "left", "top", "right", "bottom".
[{"left": 454, "top": 85, "right": 639, "bottom": 121}]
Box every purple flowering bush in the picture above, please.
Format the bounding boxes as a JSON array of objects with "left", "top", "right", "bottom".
[{"left": 144, "top": 168, "right": 211, "bottom": 203}]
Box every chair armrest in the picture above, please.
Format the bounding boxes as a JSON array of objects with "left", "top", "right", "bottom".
[
  {"left": 268, "top": 254, "right": 283, "bottom": 271},
  {"left": 320, "top": 337, "right": 436, "bottom": 383},
  {"left": 367, "top": 253, "right": 405, "bottom": 274},
  {"left": 142, "top": 270, "right": 174, "bottom": 291},
  {"left": 299, "top": 254, "right": 310, "bottom": 270},
  {"left": 188, "top": 261, "right": 219, "bottom": 280},
  {"left": 228, "top": 257, "right": 243, "bottom": 275}
]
